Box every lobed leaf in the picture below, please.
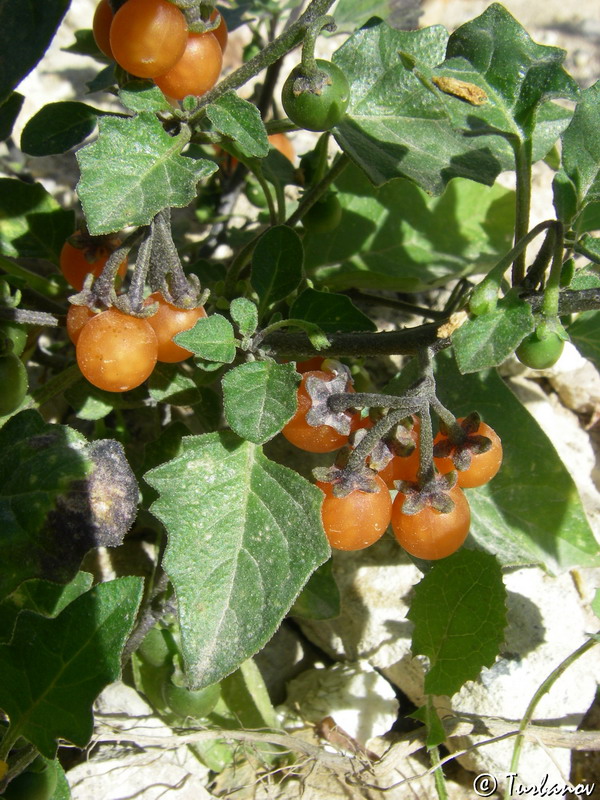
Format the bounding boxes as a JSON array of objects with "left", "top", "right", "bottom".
[
  {"left": 76, "top": 113, "right": 217, "bottom": 234},
  {"left": 222, "top": 361, "right": 299, "bottom": 444},
  {"left": 408, "top": 550, "right": 507, "bottom": 696},
  {"left": 334, "top": 20, "right": 503, "bottom": 193},
  {"left": 145, "top": 431, "right": 329, "bottom": 688},
  {"left": 445, "top": 3, "right": 578, "bottom": 136},
  {"left": 0, "top": 577, "right": 143, "bottom": 757}
]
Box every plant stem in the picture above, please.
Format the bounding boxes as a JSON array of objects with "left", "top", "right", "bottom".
[
  {"left": 512, "top": 138, "right": 533, "bottom": 285},
  {"left": 286, "top": 153, "right": 350, "bottom": 227},
  {"left": 504, "top": 636, "right": 598, "bottom": 800},
  {"left": 0, "top": 255, "right": 63, "bottom": 299},
  {"left": 299, "top": 16, "right": 336, "bottom": 76},
  {"left": 347, "top": 406, "right": 421, "bottom": 472},
  {"left": 344, "top": 289, "right": 447, "bottom": 320},
  {"left": 430, "top": 745, "right": 449, "bottom": 800},
  {"left": 0, "top": 307, "right": 60, "bottom": 327},
  {"left": 541, "top": 221, "right": 564, "bottom": 318}
]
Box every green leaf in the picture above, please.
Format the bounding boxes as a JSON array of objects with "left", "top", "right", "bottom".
[
  {"left": 434, "top": 352, "right": 600, "bottom": 572},
  {"left": 0, "top": 92, "right": 24, "bottom": 142},
  {"left": 76, "top": 113, "right": 217, "bottom": 234},
  {"left": 568, "top": 311, "right": 600, "bottom": 370},
  {"left": 574, "top": 234, "right": 600, "bottom": 264},
  {"left": 174, "top": 314, "right": 237, "bottom": 363},
  {"left": 0, "top": 0, "right": 69, "bottom": 104},
  {"left": 118, "top": 81, "right": 172, "bottom": 113},
  {"left": 290, "top": 559, "right": 340, "bottom": 620},
  {"left": 86, "top": 64, "right": 116, "bottom": 94},
  {"left": 230, "top": 297, "right": 258, "bottom": 338},
  {"left": 290, "top": 288, "right": 376, "bottom": 332},
  {"left": 452, "top": 295, "right": 535, "bottom": 373},
  {"left": 148, "top": 362, "right": 217, "bottom": 407},
  {"left": 408, "top": 550, "right": 507, "bottom": 696},
  {"left": 206, "top": 92, "right": 269, "bottom": 159},
  {"left": 62, "top": 27, "right": 103, "bottom": 58},
  {"left": 0, "top": 411, "right": 139, "bottom": 599},
  {"left": 64, "top": 380, "right": 149, "bottom": 420},
  {"left": 21, "top": 102, "right": 105, "bottom": 157},
  {"left": 305, "top": 164, "right": 515, "bottom": 292},
  {"left": 145, "top": 431, "right": 329, "bottom": 688},
  {"left": 0, "top": 178, "right": 74, "bottom": 263},
  {"left": 410, "top": 701, "right": 446, "bottom": 748},
  {"left": 561, "top": 81, "right": 600, "bottom": 216},
  {"left": 251, "top": 226, "right": 304, "bottom": 314},
  {"left": 445, "top": 3, "right": 578, "bottom": 137},
  {"left": 0, "top": 572, "right": 93, "bottom": 644},
  {"left": 222, "top": 361, "right": 299, "bottom": 444},
  {"left": 219, "top": 659, "right": 277, "bottom": 731},
  {"left": 333, "top": 21, "right": 503, "bottom": 193},
  {"left": 592, "top": 589, "right": 600, "bottom": 621},
  {"left": 0, "top": 577, "right": 143, "bottom": 757}
]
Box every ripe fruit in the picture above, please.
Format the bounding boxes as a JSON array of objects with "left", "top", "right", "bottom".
[
  {"left": 144, "top": 292, "right": 207, "bottom": 362},
  {"left": 154, "top": 32, "right": 222, "bottom": 100},
  {"left": 516, "top": 330, "right": 564, "bottom": 370},
  {"left": 392, "top": 485, "right": 470, "bottom": 560},
  {"left": 92, "top": 0, "right": 114, "bottom": 59},
  {"left": 303, "top": 193, "right": 342, "bottom": 234},
  {"left": 281, "top": 369, "right": 358, "bottom": 453},
  {"left": 295, "top": 356, "right": 324, "bottom": 374},
  {"left": 110, "top": 0, "right": 188, "bottom": 79},
  {"left": 317, "top": 474, "right": 392, "bottom": 551},
  {"left": 434, "top": 419, "right": 502, "bottom": 489},
  {"left": 76, "top": 307, "right": 158, "bottom": 392},
  {"left": 60, "top": 234, "right": 127, "bottom": 291},
  {"left": 282, "top": 59, "right": 350, "bottom": 132},
  {"left": 66, "top": 304, "right": 96, "bottom": 344},
  {"left": 0, "top": 353, "right": 28, "bottom": 415}
]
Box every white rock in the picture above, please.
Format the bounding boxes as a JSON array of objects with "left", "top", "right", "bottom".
[{"left": 284, "top": 659, "right": 399, "bottom": 745}]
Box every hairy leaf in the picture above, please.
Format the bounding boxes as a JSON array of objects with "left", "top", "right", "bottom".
[
  {"left": 408, "top": 550, "right": 506, "bottom": 696},
  {"left": 222, "top": 361, "right": 299, "bottom": 444},
  {"left": 145, "top": 432, "right": 329, "bottom": 688},
  {"left": 452, "top": 295, "right": 535, "bottom": 373},
  {"left": 175, "top": 314, "right": 237, "bottom": 363},
  {"left": 77, "top": 113, "right": 217, "bottom": 234},
  {"left": 333, "top": 21, "right": 502, "bottom": 193},
  {"left": 206, "top": 92, "right": 269, "bottom": 158},
  {"left": 561, "top": 81, "right": 600, "bottom": 220},
  {"left": 568, "top": 311, "right": 600, "bottom": 370}
]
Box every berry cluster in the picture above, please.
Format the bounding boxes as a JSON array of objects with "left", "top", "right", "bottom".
[
  {"left": 93, "top": 0, "right": 227, "bottom": 101},
  {"left": 282, "top": 360, "right": 503, "bottom": 560}
]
